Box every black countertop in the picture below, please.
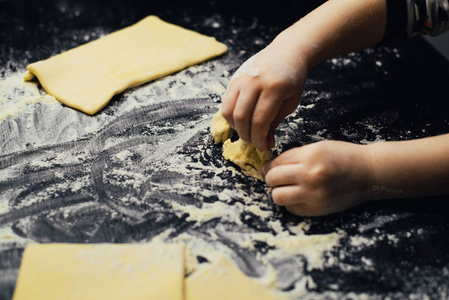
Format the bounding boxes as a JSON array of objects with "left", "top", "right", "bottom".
[{"left": 1, "top": 1, "right": 449, "bottom": 299}]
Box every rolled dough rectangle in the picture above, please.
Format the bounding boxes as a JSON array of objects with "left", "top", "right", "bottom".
[
  {"left": 185, "top": 257, "right": 279, "bottom": 300},
  {"left": 25, "top": 15, "right": 228, "bottom": 115},
  {"left": 12, "top": 242, "right": 185, "bottom": 300}
]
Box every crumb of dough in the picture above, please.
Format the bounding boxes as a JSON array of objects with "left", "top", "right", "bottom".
[
  {"left": 223, "top": 138, "right": 272, "bottom": 180},
  {"left": 210, "top": 109, "right": 233, "bottom": 144}
]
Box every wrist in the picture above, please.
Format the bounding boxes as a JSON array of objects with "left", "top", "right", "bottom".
[{"left": 270, "top": 27, "right": 316, "bottom": 73}]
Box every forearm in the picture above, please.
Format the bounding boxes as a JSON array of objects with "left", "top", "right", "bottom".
[
  {"left": 270, "top": 0, "right": 387, "bottom": 70},
  {"left": 367, "top": 134, "right": 449, "bottom": 199}
]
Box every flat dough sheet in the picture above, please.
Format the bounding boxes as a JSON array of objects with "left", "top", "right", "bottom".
[
  {"left": 185, "top": 257, "right": 281, "bottom": 300},
  {"left": 24, "top": 15, "right": 228, "bottom": 115},
  {"left": 12, "top": 242, "right": 184, "bottom": 300}
]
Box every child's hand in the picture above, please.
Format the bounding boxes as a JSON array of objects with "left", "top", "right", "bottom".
[
  {"left": 263, "top": 140, "right": 375, "bottom": 216},
  {"left": 221, "top": 41, "right": 308, "bottom": 152},
  {"left": 222, "top": 0, "right": 388, "bottom": 153}
]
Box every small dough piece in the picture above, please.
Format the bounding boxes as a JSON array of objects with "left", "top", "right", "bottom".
[
  {"left": 185, "top": 257, "right": 282, "bottom": 300},
  {"left": 223, "top": 139, "right": 273, "bottom": 180},
  {"left": 12, "top": 242, "right": 184, "bottom": 300},
  {"left": 25, "top": 15, "right": 228, "bottom": 115},
  {"left": 210, "top": 110, "right": 273, "bottom": 179},
  {"left": 210, "top": 109, "right": 233, "bottom": 144}
]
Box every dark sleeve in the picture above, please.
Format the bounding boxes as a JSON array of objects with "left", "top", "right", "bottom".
[
  {"left": 384, "top": 0, "right": 449, "bottom": 40},
  {"left": 384, "top": 0, "right": 409, "bottom": 40}
]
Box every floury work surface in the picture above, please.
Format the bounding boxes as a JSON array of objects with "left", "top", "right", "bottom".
[{"left": 1, "top": 1, "right": 449, "bottom": 299}]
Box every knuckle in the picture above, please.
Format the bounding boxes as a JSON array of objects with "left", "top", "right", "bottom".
[
  {"left": 252, "top": 115, "right": 266, "bottom": 128},
  {"left": 221, "top": 107, "right": 232, "bottom": 120},
  {"left": 309, "top": 166, "right": 333, "bottom": 184},
  {"left": 234, "top": 75, "right": 256, "bottom": 88},
  {"left": 302, "top": 157, "right": 338, "bottom": 186},
  {"left": 264, "top": 75, "right": 284, "bottom": 89},
  {"left": 233, "top": 111, "right": 248, "bottom": 124},
  {"left": 309, "top": 140, "right": 332, "bottom": 155}
]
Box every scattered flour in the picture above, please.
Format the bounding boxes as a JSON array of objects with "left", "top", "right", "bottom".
[
  {"left": 0, "top": 50, "right": 394, "bottom": 300},
  {"left": 0, "top": 72, "right": 59, "bottom": 122}
]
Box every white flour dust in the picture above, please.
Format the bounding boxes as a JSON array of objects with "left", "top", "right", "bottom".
[
  {"left": 0, "top": 44, "right": 400, "bottom": 300},
  {"left": 0, "top": 72, "right": 59, "bottom": 122}
]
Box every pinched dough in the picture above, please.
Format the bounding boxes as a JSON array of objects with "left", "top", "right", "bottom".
[{"left": 210, "top": 110, "right": 273, "bottom": 180}]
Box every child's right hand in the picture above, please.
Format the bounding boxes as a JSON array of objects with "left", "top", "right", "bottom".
[
  {"left": 221, "top": 38, "right": 309, "bottom": 152},
  {"left": 221, "top": 0, "right": 388, "bottom": 153}
]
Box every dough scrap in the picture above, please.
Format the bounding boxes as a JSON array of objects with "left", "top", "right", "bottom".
[
  {"left": 13, "top": 242, "right": 285, "bottom": 300},
  {"left": 210, "top": 110, "right": 273, "bottom": 180},
  {"left": 222, "top": 138, "right": 273, "bottom": 180},
  {"left": 185, "top": 256, "right": 282, "bottom": 300},
  {"left": 24, "top": 15, "right": 228, "bottom": 115},
  {"left": 12, "top": 242, "right": 184, "bottom": 300},
  {"left": 210, "top": 109, "right": 233, "bottom": 144}
]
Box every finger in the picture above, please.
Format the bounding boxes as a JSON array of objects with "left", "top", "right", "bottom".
[
  {"left": 269, "top": 94, "right": 301, "bottom": 144},
  {"left": 259, "top": 94, "right": 301, "bottom": 151},
  {"left": 285, "top": 204, "right": 327, "bottom": 217},
  {"left": 267, "top": 126, "right": 276, "bottom": 149},
  {"left": 262, "top": 148, "right": 303, "bottom": 175},
  {"left": 284, "top": 204, "right": 310, "bottom": 217},
  {"left": 232, "top": 87, "right": 261, "bottom": 142},
  {"left": 279, "top": 95, "right": 301, "bottom": 118},
  {"left": 250, "top": 90, "right": 282, "bottom": 152},
  {"left": 266, "top": 115, "right": 284, "bottom": 150},
  {"left": 265, "top": 164, "right": 301, "bottom": 187},
  {"left": 271, "top": 185, "right": 305, "bottom": 206},
  {"left": 221, "top": 85, "right": 240, "bottom": 129}
]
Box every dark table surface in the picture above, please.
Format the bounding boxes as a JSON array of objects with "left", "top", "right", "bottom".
[{"left": 1, "top": 1, "right": 449, "bottom": 299}]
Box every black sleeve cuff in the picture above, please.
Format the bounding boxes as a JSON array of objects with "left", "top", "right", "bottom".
[{"left": 383, "top": 0, "right": 409, "bottom": 41}]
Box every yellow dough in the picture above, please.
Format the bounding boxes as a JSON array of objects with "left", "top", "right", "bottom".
[
  {"left": 210, "top": 109, "right": 233, "bottom": 144},
  {"left": 210, "top": 110, "right": 273, "bottom": 180},
  {"left": 24, "top": 15, "right": 228, "bottom": 115},
  {"left": 223, "top": 138, "right": 273, "bottom": 180},
  {"left": 12, "top": 242, "right": 184, "bottom": 300},
  {"left": 185, "top": 257, "right": 281, "bottom": 300}
]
